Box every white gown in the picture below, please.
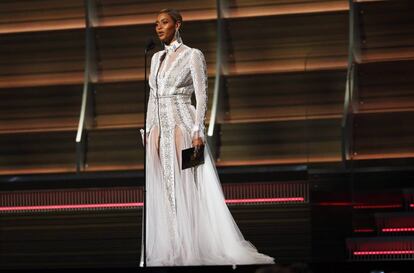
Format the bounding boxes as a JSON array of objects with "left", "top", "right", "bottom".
[{"left": 140, "top": 38, "right": 275, "bottom": 266}]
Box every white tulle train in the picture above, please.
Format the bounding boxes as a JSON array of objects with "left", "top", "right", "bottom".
[{"left": 140, "top": 125, "right": 275, "bottom": 266}]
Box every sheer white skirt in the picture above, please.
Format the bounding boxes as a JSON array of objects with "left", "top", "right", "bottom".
[{"left": 141, "top": 124, "right": 275, "bottom": 266}]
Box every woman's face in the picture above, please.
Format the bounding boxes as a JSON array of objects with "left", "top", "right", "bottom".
[{"left": 155, "top": 13, "right": 180, "bottom": 44}]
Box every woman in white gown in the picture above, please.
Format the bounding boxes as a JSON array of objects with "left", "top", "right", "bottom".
[{"left": 141, "top": 8, "right": 275, "bottom": 266}]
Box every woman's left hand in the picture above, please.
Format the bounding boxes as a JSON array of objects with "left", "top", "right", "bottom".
[{"left": 192, "top": 137, "right": 204, "bottom": 152}]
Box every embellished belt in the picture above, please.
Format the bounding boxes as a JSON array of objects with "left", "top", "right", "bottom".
[
  {"left": 157, "top": 93, "right": 191, "bottom": 99},
  {"left": 156, "top": 94, "right": 192, "bottom": 105}
]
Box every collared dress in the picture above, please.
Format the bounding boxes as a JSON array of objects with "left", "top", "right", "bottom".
[{"left": 141, "top": 39, "right": 275, "bottom": 266}]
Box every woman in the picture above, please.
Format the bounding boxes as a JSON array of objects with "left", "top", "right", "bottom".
[{"left": 141, "top": 8, "right": 274, "bottom": 266}]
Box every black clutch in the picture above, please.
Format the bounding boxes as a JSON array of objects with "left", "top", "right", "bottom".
[{"left": 182, "top": 144, "right": 205, "bottom": 170}]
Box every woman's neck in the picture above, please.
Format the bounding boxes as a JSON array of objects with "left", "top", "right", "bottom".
[{"left": 164, "top": 38, "right": 176, "bottom": 46}]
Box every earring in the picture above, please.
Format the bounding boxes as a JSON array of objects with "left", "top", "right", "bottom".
[{"left": 174, "top": 28, "right": 182, "bottom": 43}]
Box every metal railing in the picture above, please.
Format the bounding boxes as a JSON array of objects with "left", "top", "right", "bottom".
[
  {"left": 341, "top": 0, "right": 361, "bottom": 166},
  {"left": 207, "top": 0, "right": 228, "bottom": 158},
  {"left": 76, "top": 0, "right": 98, "bottom": 172}
]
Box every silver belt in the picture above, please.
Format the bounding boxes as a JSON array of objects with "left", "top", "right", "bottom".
[{"left": 157, "top": 93, "right": 191, "bottom": 99}]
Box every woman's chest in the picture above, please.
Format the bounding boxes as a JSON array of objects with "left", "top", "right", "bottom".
[{"left": 150, "top": 50, "right": 192, "bottom": 89}]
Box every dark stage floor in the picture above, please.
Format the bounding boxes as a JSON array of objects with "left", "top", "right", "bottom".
[{"left": 4, "top": 261, "right": 414, "bottom": 273}]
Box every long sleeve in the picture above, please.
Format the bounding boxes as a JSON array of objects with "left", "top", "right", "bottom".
[
  {"left": 189, "top": 48, "right": 208, "bottom": 140},
  {"left": 145, "top": 53, "right": 158, "bottom": 135},
  {"left": 140, "top": 90, "right": 156, "bottom": 146},
  {"left": 145, "top": 92, "right": 156, "bottom": 134}
]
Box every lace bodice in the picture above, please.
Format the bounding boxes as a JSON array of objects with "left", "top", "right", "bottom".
[{"left": 145, "top": 40, "right": 208, "bottom": 139}]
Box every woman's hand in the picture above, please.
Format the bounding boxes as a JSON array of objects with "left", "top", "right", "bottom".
[
  {"left": 192, "top": 136, "right": 204, "bottom": 152},
  {"left": 140, "top": 129, "right": 146, "bottom": 146}
]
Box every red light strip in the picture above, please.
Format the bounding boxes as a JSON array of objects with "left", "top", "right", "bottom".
[
  {"left": 316, "top": 203, "right": 403, "bottom": 208},
  {"left": 0, "top": 203, "right": 144, "bottom": 211},
  {"left": 354, "top": 250, "right": 414, "bottom": 255},
  {"left": 354, "top": 229, "right": 374, "bottom": 233},
  {"left": 382, "top": 228, "right": 414, "bottom": 232},
  {"left": 410, "top": 204, "right": 414, "bottom": 208},
  {"left": 0, "top": 197, "right": 305, "bottom": 212},
  {"left": 353, "top": 204, "right": 402, "bottom": 209},
  {"left": 225, "top": 197, "right": 304, "bottom": 204}
]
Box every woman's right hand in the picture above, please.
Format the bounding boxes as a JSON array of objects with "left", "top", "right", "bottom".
[{"left": 140, "top": 129, "right": 146, "bottom": 146}]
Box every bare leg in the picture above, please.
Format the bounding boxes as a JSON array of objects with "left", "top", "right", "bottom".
[
  {"left": 149, "top": 126, "right": 160, "bottom": 158},
  {"left": 175, "top": 126, "right": 186, "bottom": 170}
]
